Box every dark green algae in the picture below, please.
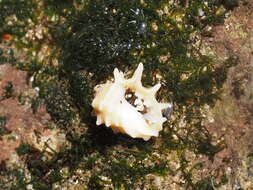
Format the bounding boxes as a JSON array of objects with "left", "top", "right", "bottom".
[{"left": 0, "top": 0, "right": 239, "bottom": 189}]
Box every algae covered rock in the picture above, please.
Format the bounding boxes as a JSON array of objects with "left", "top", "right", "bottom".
[{"left": 1, "top": 0, "right": 250, "bottom": 189}]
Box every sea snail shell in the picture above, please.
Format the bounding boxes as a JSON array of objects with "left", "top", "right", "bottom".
[{"left": 92, "top": 63, "right": 172, "bottom": 141}]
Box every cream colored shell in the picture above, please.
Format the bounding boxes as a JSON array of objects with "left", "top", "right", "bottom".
[{"left": 92, "top": 63, "right": 171, "bottom": 141}]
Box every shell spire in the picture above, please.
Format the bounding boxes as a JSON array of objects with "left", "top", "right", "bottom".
[
  {"left": 149, "top": 83, "right": 161, "bottom": 95},
  {"left": 132, "top": 62, "right": 143, "bottom": 83},
  {"left": 92, "top": 63, "right": 172, "bottom": 141}
]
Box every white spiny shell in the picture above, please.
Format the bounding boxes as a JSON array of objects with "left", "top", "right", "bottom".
[{"left": 92, "top": 63, "right": 171, "bottom": 141}]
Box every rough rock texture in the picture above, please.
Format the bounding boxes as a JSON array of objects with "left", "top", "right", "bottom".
[
  {"left": 0, "top": 64, "right": 64, "bottom": 163},
  {"left": 200, "top": 1, "right": 253, "bottom": 189}
]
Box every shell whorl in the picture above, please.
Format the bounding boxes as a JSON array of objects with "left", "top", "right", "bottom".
[{"left": 92, "top": 63, "right": 172, "bottom": 141}]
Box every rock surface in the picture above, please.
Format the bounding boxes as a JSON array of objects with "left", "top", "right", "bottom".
[
  {"left": 200, "top": 1, "right": 253, "bottom": 189},
  {"left": 0, "top": 64, "right": 65, "bottom": 163}
]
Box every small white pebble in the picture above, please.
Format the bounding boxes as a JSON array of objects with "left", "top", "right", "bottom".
[
  {"left": 30, "top": 76, "right": 34, "bottom": 82},
  {"left": 26, "top": 184, "right": 34, "bottom": 190},
  {"left": 198, "top": 9, "right": 205, "bottom": 17},
  {"left": 34, "top": 87, "right": 40, "bottom": 92}
]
